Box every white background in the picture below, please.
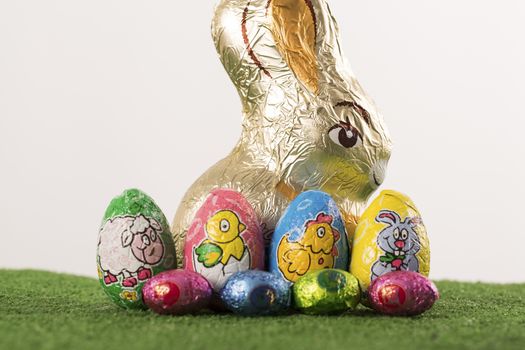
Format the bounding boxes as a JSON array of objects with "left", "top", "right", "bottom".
[{"left": 1, "top": 1, "right": 524, "bottom": 283}]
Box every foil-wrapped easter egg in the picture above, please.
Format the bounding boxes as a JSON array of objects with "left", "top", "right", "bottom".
[
  {"left": 269, "top": 191, "right": 349, "bottom": 284},
  {"left": 183, "top": 189, "right": 264, "bottom": 292},
  {"left": 142, "top": 269, "right": 212, "bottom": 315},
  {"left": 96, "top": 189, "right": 177, "bottom": 309},
  {"left": 220, "top": 270, "right": 291, "bottom": 315},
  {"left": 293, "top": 269, "right": 361, "bottom": 314},
  {"left": 350, "top": 190, "right": 430, "bottom": 296},
  {"left": 368, "top": 271, "right": 439, "bottom": 316}
]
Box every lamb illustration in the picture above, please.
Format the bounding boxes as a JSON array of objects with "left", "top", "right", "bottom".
[
  {"left": 371, "top": 210, "right": 421, "bottom": 281},
  {"left": 98, "top": 215, "right": 165, "bottom": 288}
]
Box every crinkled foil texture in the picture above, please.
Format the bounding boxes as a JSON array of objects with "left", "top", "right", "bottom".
[
  {"left": 172, "top": 0, "right": 392, "bottom": 266},
  {"left": 368, "top": 271, "right": 439, "bottom": 316},
  {"left": 293, "top": 269, "right": 361, "bottom": 314},
  {"left": 220, "top": 270, "right": 291, "bottom": 315},
  {"left": 142, "top": 270, "right": 212, "bottom": 315}
]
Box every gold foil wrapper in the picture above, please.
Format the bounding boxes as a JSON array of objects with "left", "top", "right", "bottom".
[{"left": 172, "top": 0, "right": 392, "bottom": 266}]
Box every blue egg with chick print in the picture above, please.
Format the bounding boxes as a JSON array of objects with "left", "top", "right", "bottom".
[{"left": 269, "top": 190, "right": 350, "bottom": 284}]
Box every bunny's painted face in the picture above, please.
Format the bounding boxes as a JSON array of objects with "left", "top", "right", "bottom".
[
  {"left": 292, "top": 98, "right": 390, "bottom": 202},
  {"left": 376, "top": 211, "right": 421, "bottom": 256},
  {"left": 316, "top": 100, "right": 391, "bottom": 201},
  {"left": 378, "top": 223, "right": 419, "bottom": 255}
]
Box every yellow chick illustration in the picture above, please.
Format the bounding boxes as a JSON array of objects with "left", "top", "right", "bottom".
[
  {"left": 195, "top": 210, "right": 247, "bottom": 267},
  {"left": 277, "top": 213, "right": 340, "bottom": 282}
]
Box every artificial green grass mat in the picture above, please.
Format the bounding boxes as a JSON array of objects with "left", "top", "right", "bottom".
[{"left": 0, "top": 270, "right": 523, "bottom": 350}]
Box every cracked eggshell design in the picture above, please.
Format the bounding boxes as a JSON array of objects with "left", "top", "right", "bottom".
[
  {"left": 183, "top": 189, "right": 264, "bottom": 292},
  {"left": 350, "top": 190, "right": 430, "bottom": 297},
  {"left": 96, "top": 189, "right": 177, "bottom": 309}
]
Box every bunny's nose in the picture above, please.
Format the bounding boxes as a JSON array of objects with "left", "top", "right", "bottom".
[
  {"left": 369, "top": 159, "right": 388, "bottom": 188},
  {"left": 395, "top": 240, "right": 405, "bottom": 249}
]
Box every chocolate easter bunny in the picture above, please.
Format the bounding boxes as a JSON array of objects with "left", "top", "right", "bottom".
[{"left": 172, "top": 0, "right": 392, "bottom": 265}]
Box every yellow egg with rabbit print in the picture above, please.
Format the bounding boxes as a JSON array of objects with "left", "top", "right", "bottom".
[{"left": 350, "top": 190, "right": 430, "bottom": 300}]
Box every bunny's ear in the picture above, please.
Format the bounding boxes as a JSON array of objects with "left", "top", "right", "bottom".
[
  {"left": 212, "top": 0, "right": 343, "bottom": 110},
  {"left": 408, "top": 217, "right": 422, "bottom": 227},
  {"left": 376, "top": 210, "right": 400, "bottom": 226},
  {"left": 269, "top": 0, "right": 319, "bottom": 93}
]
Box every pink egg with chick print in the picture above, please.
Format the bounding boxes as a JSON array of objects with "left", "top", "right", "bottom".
[{"left": 183, "top": 189, "right": 264, "bottom": 292}]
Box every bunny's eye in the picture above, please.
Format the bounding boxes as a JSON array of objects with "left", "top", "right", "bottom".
[
  {"left": 328, "top": 120, "right": 362, "bottom": 149},
  {"left": 393, "top": 228, "right": 400, "bottom": 240}
]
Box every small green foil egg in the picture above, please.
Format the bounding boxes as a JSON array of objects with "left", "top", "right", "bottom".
[{"left": 293, "top": 269, "right": 361, "bottom": 314}]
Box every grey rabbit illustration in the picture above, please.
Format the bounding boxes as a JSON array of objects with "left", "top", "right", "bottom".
[{"left": 371, "top": 210, "right": 421, "bottom": 280}]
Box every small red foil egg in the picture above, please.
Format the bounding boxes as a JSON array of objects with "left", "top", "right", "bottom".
[
  {"left": 368, "top": 271, "right": 439, "bottom": 316},
  {"left": 142, "top": 270, "right": 212, "bottom": 315}
]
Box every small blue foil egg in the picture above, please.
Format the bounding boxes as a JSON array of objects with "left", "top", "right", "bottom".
[{"left": 220, "top": 270, "right": 291, "bottom": 315}]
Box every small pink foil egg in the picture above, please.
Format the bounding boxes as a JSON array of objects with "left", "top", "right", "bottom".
[
  {"left": 142, "top": 270, "right": 212, "bottom": 315},
  {"left": 368, "top": 271, "right": 439, "bottom": 316}
]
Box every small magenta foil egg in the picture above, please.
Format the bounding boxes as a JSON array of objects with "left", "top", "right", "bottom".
[
  {"left": 368, "top": 271, "right": 439, "bottom": 316},
  {"left": 220, "top": 270, "right": 291, "bottom": 315},
  {"left": 142, "top": 270, "right": 212, "bottom": 315}
]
